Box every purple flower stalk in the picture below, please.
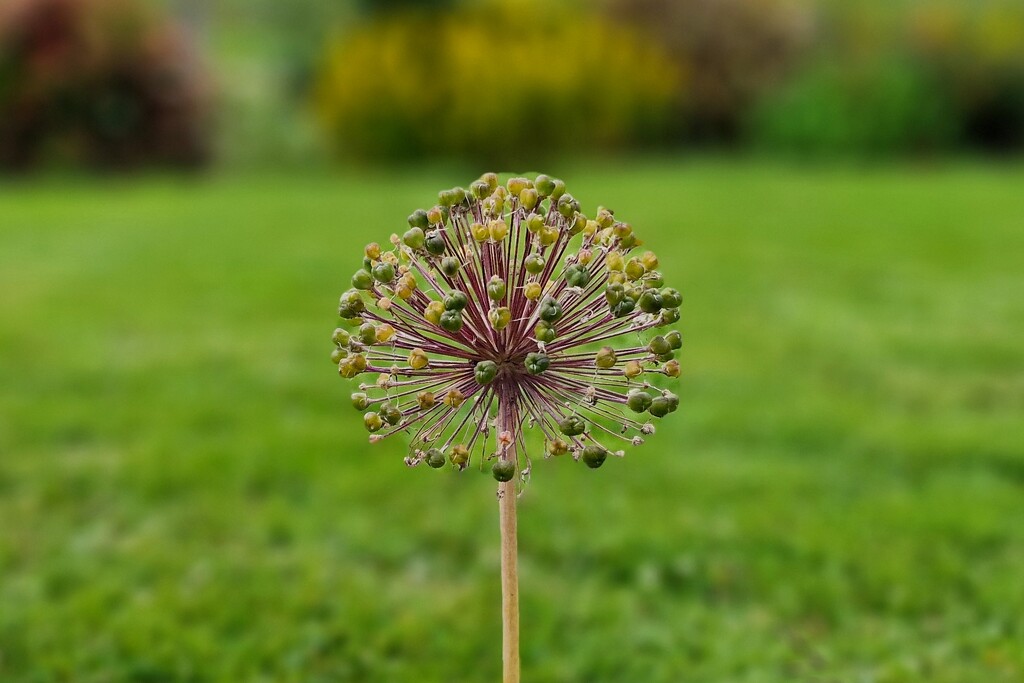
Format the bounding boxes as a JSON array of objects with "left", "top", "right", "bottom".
[{"left": 331, "top": 172, "right": 681, "bottom": 482}]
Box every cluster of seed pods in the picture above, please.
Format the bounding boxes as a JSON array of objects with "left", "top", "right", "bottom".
[{"left": 331, "top": 173, "right": 681, "bottom": 482}]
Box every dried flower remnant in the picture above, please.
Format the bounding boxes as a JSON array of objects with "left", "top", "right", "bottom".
[{"left": 330, "top": 173, "right": 681, "bottom": 482}]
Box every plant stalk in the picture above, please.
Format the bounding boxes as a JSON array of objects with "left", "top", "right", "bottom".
[{"left": 498, "top": 401, "right": 520, "bottom": 683}]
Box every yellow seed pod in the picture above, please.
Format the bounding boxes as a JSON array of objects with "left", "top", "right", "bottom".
[
  {"left": 365, "top": 242, "right": 382, "bottom": 260},
  {"left": 583, "top": 220, "right": 599, "bottom": 237},
  {"left": 596, "top": 207, "right": 614, "bottom": 228},
  {"left": 539, "top": 225, "right": 559, "bottom": 246},
  {"left": 613, "top": 222, "right": 632, "bottom": 239},
  {"left": 595, "top": 346, "right": 617, "bottom": 369},
  {"left": 641, "top": 251, "right": 659, "bottom": 270},
  {"left": 546, "top": 438, "right": 568, "bottom": 456},
  {"left": 443, "top": 388, "right": 465, "bottom": 408},
  {"left": 376, "top": 372, "right": 390, "bottom": 387},
  {"left": 481, "top": 172, "right": 498, "bottom": 192},
  {"left": 507, "top": 177, "right": 530, "bottom": 196},
  {"left": 427, "top": 207, "right": 443, "bottom": 225},
  {"left": 401, "top": 273, "right": 417, "bottom": 291},
  {"left": 577, "top": 248, "right": 593, "bottom": 266},
  {"left": 450, "top": 444, "right": 470, "bottom": 466},
  {"left": 605, "top": 252, "right": 624, "bottom": 271},
  {"left": 471, "top": 222, "right": 489, "bottom": 242},
  {"left": 375, "top": 323, "right": 396, "bottom": 343},
  {"left": 377, "top": 296, "right": 392, "bottom": 310},
  {"left": 425, "top": 300, "right": 445, "bottom": 324},
  {"left": 519, "top": 188, "right": 538, "bottom": 211},
  {"left": 598, "top": 228, "right": 615, "bottom": 246},
  {"left": 524, "top": 282, "right": 542, "bottom": 300},
  {"left": 608, "top": 271, "right": 627, "bottom": 285},
  {"left": 489, "top": 219, "right": 508, "bottom": 242},
  {"left": 395, "top": 283, "right": 413, "bottom": 300},
  {"left": 417, "top": 391, "right": 436, "bottom": 410},
  {"left": 408, "top": 348, "right": 429, "bottom": 370},
  {"left": 663, "top": 360, "right": 680, "bottom": 378},
  {"left": 489, "top": 306, "right": 511, "bottom": 330},
  {"left": 624, "top": 360, "right": 643, "bottom": 378},
  {"left": 625, "top": 258, "right": 646, "bottom": 281}
]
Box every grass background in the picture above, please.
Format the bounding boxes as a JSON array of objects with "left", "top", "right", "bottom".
[{"left": 2, "top": 160, "right": 1023, "bottom": 682}]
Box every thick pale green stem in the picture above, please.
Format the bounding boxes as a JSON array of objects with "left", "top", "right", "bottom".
[{"left": 499, "top": 403, "right": 520, "bottom": 683}]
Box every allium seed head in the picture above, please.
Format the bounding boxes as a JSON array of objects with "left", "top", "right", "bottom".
[{"left": 330, "top": 173, "right": 683, "bottom": 482}]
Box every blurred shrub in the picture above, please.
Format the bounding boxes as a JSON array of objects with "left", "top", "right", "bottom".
[
  {"left": 907, "top": 1, "right": 1024, "bottom": 152},
  {"left": 0, "top": 0, "right": 211, "bottom": 171},
  {"left": 312, "top": 0, "right": 679, "bottom": 164},
  {"left": 603, "top": 0, "right": 815, "bottom": 142},
  {"left": 748, "top": 56, "right": 957, "bottom": 157}
]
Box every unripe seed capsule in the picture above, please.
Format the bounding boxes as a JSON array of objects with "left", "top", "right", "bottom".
[
  {"left": 417, "top": 391, "right": 435, "bottom": 409},
  {"left": 606, "top": 252, "right": 624, "bottom": 271},
  {"left": 352, "top": 269, "right": 374, "bottom": 290},
  {"left": 426, "top": 448, "right": 446, "bottom": 469},
  {"left": 425, "top": 231, "right": 446, "bottom": 255},
  {"left": 372, "top": 262, "right": 395, "bottom": 283},
  {"left": 381, "top": 404, "right": 402, "bottom": 425},
  {"left": 625, "top": 258, "right": 645, "bottom": 281},
  {"left": 358, "top": 323, "right": 377, "bottom": 345},
  {"left": 439, "top": 310, "right": 463, "bottom": 332},
  {"left": 547, "top": 439, "right": 569, "bottom": 456},
  {"left": 535, "top": 174, "right": 555, "bottom": 197},
  {"left": 649, "top": 335, "right": 671, "bottom": 355},
  {"left": 408, "top": 348, "right": 429, "bottom": 370},
  {"left": 489, "top": 219, "right": 508, "bottom": 242},
  {"left": 520, "top": 188, "right": 538, "bottom": 210},
  {"left": 443, "top": 388, "right": 465, "bottom": 408},
  {"left": 440, "top": 256, "right": 460, "bottom": 276},
  {"left": 661, "top": 308, "right": 680, "bottom": 324},
  {"left": 364, "top": 242, "right": 382, "bottom": 260},
  {"left": 627, "top": 389, "right": 653, "bottom": 413},
  {"left": 492, "top": 459, "right": 515, "bottom": 482},
  {"left": 489, "top": 307, "right": 511, "bottom": 330},
  {"left": 450, "top": 444, "right": 470, "bottom": 467},
  {"left": 424, "top": 301, "right": 444, "bottom": 324},
  {"left": 539, "top": 226, "right": 559, "bottom": 246},
  {"left": 624, "top": 360, "right": 643, "bottom": 378},
  {"left": 524, "top": 253, "right": 545, "bottom": 274},
  {"left": 403, "top": 227, "right": 425, "bottom": 250},
  {"left": 595, "top": 346, "right": 617, "bottom": 369},
  {"left": 666, "top": 330, "right": 682, "bottom": 349},
  {"left": 525, "top": 352, "right": 550, "bottom": 374},
  {"left": 364, "top": 412, "right": 383, "bottom": 432},
  {"left": 332, "top": 328, "right": 351, "bottom": 346},
  {"left": 660, "top": 287, "right": 682, "bottom": 309},
  {"left": 524, "top": 282, "right": 543, "bottom": 300},
  {"left": 638, "top": 289, "right": 663, "bottom": 314},
  {"left": 558, "top": 415, "right": 586, "bottom": 436},
  {"left": 444, "top": 291, "right": 468, "bottom": 311},
  {"left": 641, "top": 251, "right": 659, "bottom": 270},
  {"left": 375, "top": 324, "right": 395, "bottom": 343},
  {"left": 649, "top": 397, "right": 672, "bottom": 418},
  {"left": 664, "top": 360, "right": 681, "bottom": 377},
  {"left": 526, "top": 213, "right": 545, "bottom": 233},
  {"left": 351, "top": 392, "right": 369, "bottom": 410},
  {"left": 534, "top": 321, "right": 556, "bottom": 343},
  {"left": 539, "top": 297, "right": 562, "bottom": 322},
  {"left": 331, "top": 347, "right": 347, "bottom": 364},
  {"left": 474, "top": 360, "right": 498, "bottom": 385},
  {"left": 582, "top": 445, "right": 608, "bottom": 468},
  {"left": 487, "top": 276, "right": 506, "bottom": 301}
]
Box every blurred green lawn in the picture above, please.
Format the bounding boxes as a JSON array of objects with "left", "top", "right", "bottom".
[{"left": 2, "top": 160, "right": 1023, "bottom": 682}]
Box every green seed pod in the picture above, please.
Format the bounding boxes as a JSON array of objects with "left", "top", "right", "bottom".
[
  {"left": 525, "top": 352, "right": 550, "bottom": 374},
  {"left": 595, "top": 346, "right": 617, "bottom": 369},
  {"left": 619, "top": 233, "right": 638, "bottom": 250},
  {"left": 427, "top": 207, "right": 443, "bottom": 225},
  {"left": 648, "top": 335, "right": 671, "bottom": 355},
  {"left": 524, "top": 253, "right": 545, "bottom": 274},
  {"left": 660, "top": 287, "right": 682, "bottom": 309},
  {"left": 507, "top": 177, "right": 530, "bottom": 196},
  {"left": 444, "top": 291, "right": 468, "bottom": 311},
  {"left": 539, "top": 297, "right": 562, "bottom": 322},
  {"left": 475, "top": 360, "right": 498, "bottom": 385},
  {"left": 538, "top": 225, "right": 559, "bottom": 247},
  {"left": 403, "top": 227, "right": 425, "bottom": 250},
  {"left": 582, "top": 445, "right": 608, "bottom": 469},
  {"left": 481, "top": 172, "right": 499, "bottom": 192},
  {"left": 612, "top": 298, "right": 635, "bottom": 317},
  {"left": 660, "top": 308, "right": 680, "bottom": 324},
  {"left": 569, "top": 214, "right": 587, "bottom": 236},
  {"left": 492, "top": 459, "right": 515, "bottom": 482},
  {"left": 549, "top": 178, "right": 566, "bottom": 201},
  {"left": 372, "top": 262, "right": 395, "bottom": 283},
  {"left": 487, "top": 276, "right": 506, "bottom": 301},
  {"left": 439, "top": 310, "right": 463, "bottom": 333},
  {"left": 535, "top": 174, "right": 555, "bottom": 197},
  {"left": 605, "top": 282, "right": 625, "bottom": 306},
  {"left": 638, "top": 289, "right": 663, "bottom": 314},
  {"left": 641, "top": 251, "right": 659, "bottom": 270},
  {"left": 426, "top": 448, "right": 446, "bottom": 469},
  {"left": 351, "top": 392, "right": 369, "bottom": 410},
  {"left": 626, "top": 390, "right": 653, "bottom": 413},
  {"left": 666, "top": 330, "right": 682, "bottom": 349},
  {"left": 332, "top": 327, "right": 351, "bottom": 346},
  {"left": 408, "top": 209, "right": 430, "bottom": 229},
  {"left": 564, "top": 264, "right": 590, "bottom": 287},
  {"left": 646, "top": 271, "right": 665, "bottom": 289},
  {"left": 526, "top": 213, "right": 545, "bottom": 233},
  {"left": 355, "top": 323, "right": 375, "bottom": 345},
  {"left": 381, "top": 404, "right": 403, "bottom": 426},
  {"left": 471, "top": 180, "right": 490, "bottom": 200},
  {"left": 440, "top": 256, "right": 461, "bottom": 276},
  {"left": 558, "top": 415, "right": 586, "bottom": 436},
  {"left": 664, "top": 391, "right": 680, "bottom": 412},
  {"left": 657, "top": 351, "right": 675, "bottom": 362},
  {"left": 649, "top": 397, "right": 672, "bottom": 418},
  {"left": 364, "top": 411, "right": 384, "bottom": 432},
  {"left": 450, "top": 444, "right": 470, "bottom": 467},
  {"left": 425, "top": 231, "right": 446, "bottom": 255},
  {"left": 471, "top": 222, "right": 489, "bottom": 242},
  {"left": 557, "top": 193, "right": 579, "bottom": 219},
  {"left": 489, "top": 307, "right": 511, "bottom": 330},
  {"left": 534, "top": 321, "right": 556, "bottom": 343},
  {"left": 331, "top": 347, "right": 348, "bottom": 364},
  {"left": 596, "top": 207, "right": 614, "bottom": 228},
  {"left": 352, "top": 269, "right": 375, "bottom": 290}
]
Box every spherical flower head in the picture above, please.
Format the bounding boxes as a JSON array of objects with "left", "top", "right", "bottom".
[{"left": 330, "top": 173, "right": 682, "bottom": 483}]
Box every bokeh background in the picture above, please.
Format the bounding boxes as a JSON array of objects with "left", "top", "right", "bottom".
[{"left": 2, "top": 0, "right": 1023, "bottom": 681}]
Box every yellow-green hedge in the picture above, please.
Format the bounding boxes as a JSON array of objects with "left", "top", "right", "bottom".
[{"left": 313, "top": 1, "right": 680, "bottom": 162}]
